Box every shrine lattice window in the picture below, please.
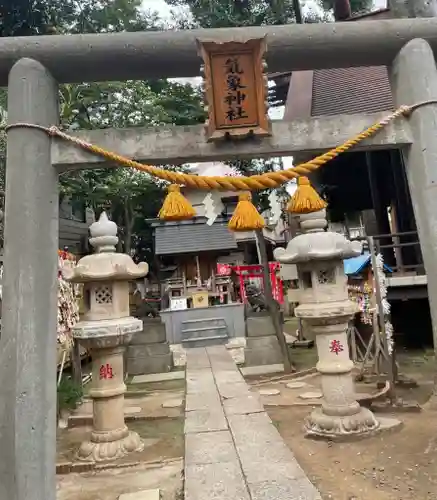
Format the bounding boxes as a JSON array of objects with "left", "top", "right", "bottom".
[
  {"left": 95, "top": 285, "right": 113, "bottom": 304},
  {"left": 317, "top": 269, "right": 336, "bottom": 285}
]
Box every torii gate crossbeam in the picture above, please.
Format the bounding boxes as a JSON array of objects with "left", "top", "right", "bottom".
[{"left": 0, "top": 18, "right": 437, "bottom": 83}]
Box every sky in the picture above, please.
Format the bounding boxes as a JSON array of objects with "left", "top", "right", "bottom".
[{"left": 147, "top": 0, "right": 172, "bottom": 16}]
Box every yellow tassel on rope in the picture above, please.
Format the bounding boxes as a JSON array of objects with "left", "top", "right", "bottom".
[
  {"left": 228, "top": 192, "right": 265, "bottom": 232},
  {"left": 158, "top": 184, "right": 196, "bottom": 221},
  {"left": 287, "top": 176, "right": 327, "bottom": 214}
]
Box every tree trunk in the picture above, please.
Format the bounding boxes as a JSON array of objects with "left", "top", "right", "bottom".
[
  {"left": 333, "top": 0, "right": 352, "bottom": 20},
  {"left": 292, "top": 0, "right": 303, "bottom": 24},
  {"left": 70, "top": 341, "right": 82, "bottom": 386},
  {"left": 122, "top": 205, "right": 132, "bottom": 254},
  {"left": 123, "top": 203, "right": 136, "bottom": 255},
  {"left": 115, "top": 212, "right": 124, "bottom": 253},
  {"left": 254, "top": 229, "right": 294, "bottom": 372}
]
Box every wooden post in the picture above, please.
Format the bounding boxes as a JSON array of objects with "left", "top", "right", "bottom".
[
  {"left": 368, "top": 236, "right": 396, "bottom": 401},
  {"left": 195, "top": 254, "right": 201, "bottom": 286},
  {"left": 365, "top": 152, "right": 394, "bottom": 268}
]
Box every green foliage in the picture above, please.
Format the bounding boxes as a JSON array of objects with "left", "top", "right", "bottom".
[
  {"left": 59, "top": 80, "right": 205, "bottom": 131},
  {"left": 319, "top": 0, "right": 373, "bottom": 15},
  {"left": 60, "top": 168, "right": 164, "bottom": 256},
  {"left": 57, "top": 376, "right": 83, "bottom": 411},
  {"left": 166, "top": 0, "right": 372, "bottom": 28},
  {"left": 166, "top": 0, "right": 299, "bottom": 27},
  {"left": 0, "top": 0, "right": 205, "bottom": 260},
  {"left": 0, "top": 0, "right": 55, "bottom": 36},
  {"left": 0, "top": 0, "right": 373, "bottom": 260},
  {"left": 58, "top": 78, "right": 204, "bottom": 256},
  {"left": 0, "top": 0, "right": 163, "bottom": 37}
]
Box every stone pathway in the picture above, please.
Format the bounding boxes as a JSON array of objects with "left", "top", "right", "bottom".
[{"left": 184, "top": 346, "right": 322, "bottom": 500}]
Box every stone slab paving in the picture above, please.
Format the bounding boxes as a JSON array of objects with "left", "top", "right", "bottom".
[
  {"left": 118, "top": 489, "right": 160, "bottom": 500},
  {"left": 131, "top": 371, "right": 185, "bottom": 384},
  {"left": 240, "top": 363, "right": 284, "bottom": 377},
  {"left": 184, "top": 346, "right": 322, "bottom": 500}
]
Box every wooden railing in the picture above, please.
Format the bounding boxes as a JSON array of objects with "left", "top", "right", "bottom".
[{"left": 352, "top": 231, "right": 424, "bottom": 275}]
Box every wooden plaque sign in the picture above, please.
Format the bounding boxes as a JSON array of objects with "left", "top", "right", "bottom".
[{"left": 197, "top": 37, "right": 271, "bottom": 142}]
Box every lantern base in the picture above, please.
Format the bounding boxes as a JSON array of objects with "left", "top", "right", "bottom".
[
  {"left": 305, "top": 406, "right": 379, "bottom": 440},
  {"left": 77, "top": 427, "right": 144, "bottom": 462}
]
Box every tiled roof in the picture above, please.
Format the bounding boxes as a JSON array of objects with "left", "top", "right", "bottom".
[
  {"left": 311, "top": 66, "right": 393, "bottom": 116},
  {"left": 285, "top": 8, "right": 394, "bottom": 119},
  {"left": 154, "top": 220, "right": 237, "bottom": 255}
]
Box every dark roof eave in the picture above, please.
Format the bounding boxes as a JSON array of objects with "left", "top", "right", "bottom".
[{"left": 146, "top": 215, "right": 231, "bottom": 228}]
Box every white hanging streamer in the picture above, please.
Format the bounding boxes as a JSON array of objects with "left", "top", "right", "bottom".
[
  {"left": 267, "top": 190, "right": 282, "bottom": 226},
  {"left": 385, "top": 321, "right": 394, "bottom": 353},
  {"left": 203, "top": 191, "right": 224, "bottom": 226},
  {"left": 374, "top": 252, "right": 394, "bottom": 355}
]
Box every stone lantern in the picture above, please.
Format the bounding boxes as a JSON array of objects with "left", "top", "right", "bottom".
[
  {"left": 63, "top": 212, "right": 149, "bottom": 461},
  {"left": 274, "top": 209, "right": 379, "bottom": 439}
]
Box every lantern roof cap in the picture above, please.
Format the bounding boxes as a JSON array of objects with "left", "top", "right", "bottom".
[
  {"left": 63, "top": 211, "right": 149, "bottom": 283},
  {"left": 274, "top": 209, "right": 362, "bottom": 264}
]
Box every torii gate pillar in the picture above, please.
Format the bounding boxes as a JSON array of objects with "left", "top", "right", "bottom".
[
  {"left": 390, "top": 39, "right": 437, "bottom": 355},
  {"left": 0, "top": 58, "right": 59, "bottom": 500}
]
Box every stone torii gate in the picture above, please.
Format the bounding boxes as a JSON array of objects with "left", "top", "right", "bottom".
[{"left": 1, "top": 18, "right": 437, "bottom": 500}]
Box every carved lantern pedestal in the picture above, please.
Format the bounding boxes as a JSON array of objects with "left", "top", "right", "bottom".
[
  {"left": 274, "top": 210, "right": 379, "bottom": 440},
  {"left": 63, "top": 212, "right": 149, "bottom": 462}
]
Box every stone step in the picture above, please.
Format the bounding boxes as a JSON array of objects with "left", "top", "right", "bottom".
[
  {"left": 128, "top": 319, "right": 167, "bottom": 345},
  {"left": 181, "top": 325, "right": 228, "bottom": 340},
  {"left": 182, "top": 334, "right": 228, "bottom": 348},
  {"left": 131, "top": 327, "right": 167, "bottom": 345},
  {"left": 127, "top": 342, "right": 170, "bottom": 357},
  {"left": 181, "top": 317, "right": 226, "bottom": 330},
  {"left": 126, "top": 352, "right": 173, "bottom": 376}
]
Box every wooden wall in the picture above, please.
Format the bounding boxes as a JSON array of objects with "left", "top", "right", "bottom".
[{"left": 59, "top": 218, "right": 89, "bottom": 255}]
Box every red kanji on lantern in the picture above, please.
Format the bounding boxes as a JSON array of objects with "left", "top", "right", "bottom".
[
  {"left": 99, "top": 363, "right": 114, "bottom": 380},
  {"left": 329, "top": 339, "right": 344, "bottom": 355}
]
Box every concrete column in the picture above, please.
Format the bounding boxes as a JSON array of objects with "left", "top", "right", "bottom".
[
  {"left": 390, "top": 38, "right": 437, "bottom": 354},
  {"left": 75, "top": 337, "right": 143, "bottom": 463},
  {"left": 90, "top": 347, "right": 127, "bottom": 435},
  {"left": 313, "top": 320, "right": 361, "bottom": 417},
  {"left": 274, "top": 211, "right": 379, "bottom": 439},
  {"left": 64, "top": 213, "right": 147, "bottom": 462},
  {"left": 0, "top": 59, "right": 59, "bottom": 500}
]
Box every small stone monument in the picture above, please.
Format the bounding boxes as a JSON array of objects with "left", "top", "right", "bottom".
[
  {"left": 126, "top": 317, "right": 173, "bottom": 376},
  {"left": 244, "top": 313, "right": 284, "bottom": 367},
  {"left": 63, "top": 212, "right": 149, "bottom": 461},
  {"left": 274, "top": 209, "right": 379, "bottom": 439}
]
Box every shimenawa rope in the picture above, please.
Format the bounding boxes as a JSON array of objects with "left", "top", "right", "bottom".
[{"left": 2, "top": 100, "right": 437, "bottom": 229}]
